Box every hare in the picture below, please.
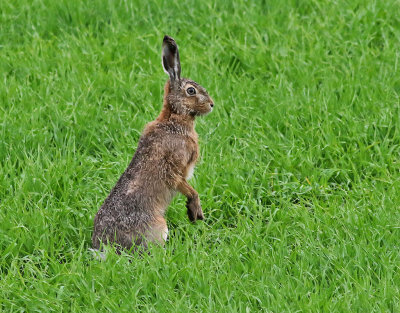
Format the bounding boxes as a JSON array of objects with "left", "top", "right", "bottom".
[{"left": 92, "top": 35, "right": 214, "bottom": 252}]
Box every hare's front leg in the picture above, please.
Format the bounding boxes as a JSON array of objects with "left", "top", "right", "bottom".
[{"left": 176, "top": 178, "right": 204, "bottom": 222}]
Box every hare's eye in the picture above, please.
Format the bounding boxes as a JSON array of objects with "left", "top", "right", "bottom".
[{"left": 186, "top": 87, "right": 196, "bottom": 95}]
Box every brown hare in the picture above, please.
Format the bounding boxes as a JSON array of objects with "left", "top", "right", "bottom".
[{"left": 92, "top": 35, "right": 214, "bottom": 253}]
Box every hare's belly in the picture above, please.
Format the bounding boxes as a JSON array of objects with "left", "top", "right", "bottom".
[{"left": 186, "top": 163, "right": 195, "bottom": 180}]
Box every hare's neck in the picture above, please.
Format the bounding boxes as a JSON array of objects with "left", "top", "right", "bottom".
[
  {"left": 169, "top": 113, "right": 195, "bottom": 130},
  {"left": 157, "top": 103, "right": 195, "bottom": 132},
  {"left": 157, "top": 110, "right": 195, "bottom": 133}
]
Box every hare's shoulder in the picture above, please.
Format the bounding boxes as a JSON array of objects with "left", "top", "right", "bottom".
[{"left": 142, "top": 120, "right": 197, "bottom": 147}]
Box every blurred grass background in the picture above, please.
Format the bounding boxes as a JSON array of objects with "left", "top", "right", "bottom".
[{"left": 1, "top": 0, "right": 400, "bottom": 311}]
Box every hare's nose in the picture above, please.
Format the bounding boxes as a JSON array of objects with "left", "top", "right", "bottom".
[{"left": 210, "top": 102, "right": 214, "bottom": 108}]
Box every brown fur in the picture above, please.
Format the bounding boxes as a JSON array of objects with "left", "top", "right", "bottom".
[{"left": 92, "top": 36, "right": 214, "bottom": 252}]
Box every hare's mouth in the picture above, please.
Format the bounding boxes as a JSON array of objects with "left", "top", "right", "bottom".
[{"left": 201, "top": 107, "right": 213, "bottom": 116}]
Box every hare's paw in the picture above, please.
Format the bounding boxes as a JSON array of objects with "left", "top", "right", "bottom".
[
  {"left": 196, "top": 209, "right": 204, "bottom": 221},
  {"left": 186, "top": 198, "right": 204, "bottom": 222}
]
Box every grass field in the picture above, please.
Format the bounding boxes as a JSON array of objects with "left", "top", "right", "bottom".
[{"left": 1, "top": 0, "right": 400, "bottom": 311}]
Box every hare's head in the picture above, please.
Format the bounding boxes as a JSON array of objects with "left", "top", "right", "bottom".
[{"left": 162, "top": 35, "right": 214, "bottom": 116}]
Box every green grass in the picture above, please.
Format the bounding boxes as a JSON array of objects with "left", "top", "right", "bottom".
[{"left": 1, "top": 0, "right": 400, "bottom": 311}]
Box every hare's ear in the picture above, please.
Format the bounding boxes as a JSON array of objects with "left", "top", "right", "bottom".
[{"left": 162, "top": 35, "right": 181, "bottom": 82}]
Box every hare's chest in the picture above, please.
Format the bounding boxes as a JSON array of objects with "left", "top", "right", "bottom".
[
  {"left": 186, "top": 163, "right": 195, "bottom": 180},
  {"left": 185, "top": 134, "right": 199, "bottom": 180},
  {"left": 185, "top": 148, "right": 198, "bottom": 180}
]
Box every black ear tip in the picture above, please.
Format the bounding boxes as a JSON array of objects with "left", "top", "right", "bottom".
[{"left": 163, "top": 35, "right": 176, "bottom": 46}]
